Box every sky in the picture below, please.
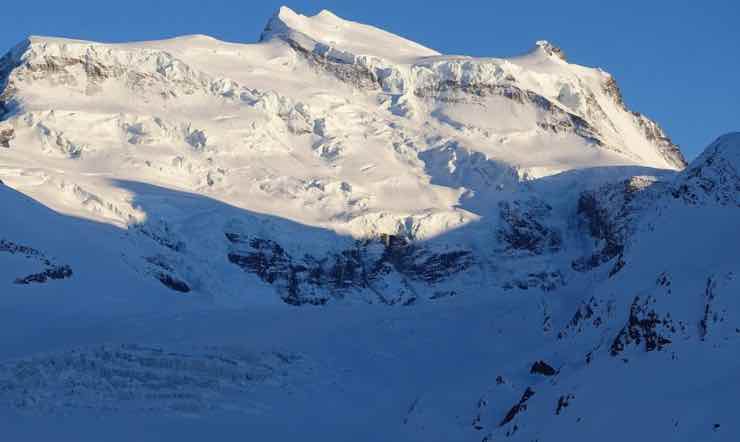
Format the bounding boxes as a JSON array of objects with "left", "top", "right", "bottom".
[{"left": 0, "top": 0, "right": 737, "bottom": 159}]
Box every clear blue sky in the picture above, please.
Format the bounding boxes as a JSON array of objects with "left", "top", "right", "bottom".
[{"left": 1, "top": 0, "right": 737, "bottom": 159}]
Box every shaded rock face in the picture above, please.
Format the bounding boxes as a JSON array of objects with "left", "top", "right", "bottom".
[
  {"left": 699, "top": 276, "right": 717, "bottom": 339},
  {"left": 502, "top": 271, "right": 564, "bottom": 292},
  {"left": 555, "top": 394, "right": 575, "bottom": 415},
  {"left": 556, "top": 269, "right": 733, "bottom": 359},
  {"left": 468, "top": 268, "right": 737, "bottom": 439},
  {"left": 696, "top": 274, "right": 735, "bottom": 341},
  {"left": 144, "top": 257, "right": 190, "bottom": 293},
  {"left": 0, "top": 239, "right": 73, "bottom": 285},
  {"left": 154, "top": 273, "right": 190, "bottom": 293},
  {"left": 573, "top": 176, "right": 663, "bottom": 273},
  {"left": 225, "top": 232, "right": 473, "bottom": 306},
  {"left": 572, "top": 191, "right": 624, "bottom": 272},
  {"left": 569, "top": 135, "right": 739, "bottom": 281},
  {"left": 134, "top": 222, "right": 186, "bottom": 253},
  {"left": 557, "top": 297, "right": 610, "bottom": 340},
  {"left": 497, "top": 200, "right": 561, "bottom": 256},
  {"left": 14, "top": 265, "right": 73, "bottom": 285},
  {"left": 500, "top": 387, "right": 535, "bottom": 427},
  {"left": 129, "top": 223, "right": 193, "bottom": 294},
  {"left": 610, "top": 295, "right": 675, "bottom": 356},
  {"left": 0, "top": 44, "right": 24, "bottom": 118},
  {"left": 530, "top": 360, "right": 557, "bottom": 376},
  {"left": 494, "top": 198, "right": 567, "bottom": 292}
]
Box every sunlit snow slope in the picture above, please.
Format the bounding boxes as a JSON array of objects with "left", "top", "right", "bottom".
[{"left": 0, "top": 6, "right": 737, "bottom": 442}]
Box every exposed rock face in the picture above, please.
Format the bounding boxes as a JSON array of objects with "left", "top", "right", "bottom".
[
  {"left": 282, "top": 39, "right": 385, "bottom": 91},
  {"left": 557, "top": 297, "right": 609, "bottom": 340},
  {"left": 14, "top": 264, "right": 73, "bottom": 285},
  {"left": 610, "top": 295, "right": 674, "bottom": 356},
  {"left": 568, "top": 135, "right": 739, "bottom": 280},
  {"left": 0, "top": 42, "right": 24, "bottom": 118},
  {"left": 573, "top": 176, "right": 665, "bottom": 273},
  {"left": 534, "top": 40, "right": 567, "bottom": 61},
  {"left": 555, "top": 394, "right": 575, "bottom": 415},
  {"left": 225, "top": 232, "right": 473, "bottom": 305},
  {"left": 497, "top": 199, "right": 561, "bottom": 256},
  {"left": 502, "top": 271, "right": 565, "bottom": 292},
  {"left": 258, "top": 8, "right": 687, "bottom": 171},
  {"left": 0, "top": 125, "right": 13, "bottom": 147},
  {"left": 500, "top": 387, "right": 535, "bottom": 427},
  {"left": 632, "top": 112, "right": 687, "bottom": 169},
  {"left": 602, "top": 74, "right": 686, "bottom": 169},
  {"left": 0, "top": 239, "right": 73, "bottom": 285},
  {"left": 530, "top": 360, "right": 557, "bottom": 376},
  {"left": 0, "top": 10, "right": 694, "bottom": 304},
  {"left": 144, "top": 256, "right": 191, "bottom": 293},
  {"left": 0, "top": 37, "right": 314, "bottom": 140},
  {"left": 0, "top": 7, "right": 737, "bottom": 442},
  {"left": 416, "top": 81, "right": 607, "bottom": 149}
]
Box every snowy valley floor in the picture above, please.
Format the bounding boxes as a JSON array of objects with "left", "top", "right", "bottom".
[{"left": 0, "top": 289, "right": 737, "bottom": 441}]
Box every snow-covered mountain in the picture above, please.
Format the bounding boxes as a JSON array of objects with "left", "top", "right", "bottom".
[{"left": 0, "top": 7, "right": 736, "bottom": 441}]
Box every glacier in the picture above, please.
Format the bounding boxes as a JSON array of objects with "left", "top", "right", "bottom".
[{"left": 0, "top": 6, "right": 737, "bottom": 441}]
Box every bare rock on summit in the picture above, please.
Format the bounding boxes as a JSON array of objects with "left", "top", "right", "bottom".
[{"left": 0, "top": 125, "right": 13, "bottom": 147}]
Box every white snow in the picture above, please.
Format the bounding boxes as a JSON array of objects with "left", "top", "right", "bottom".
[{"left": 0, "top": 6, "right": 734, "bottom": 441}]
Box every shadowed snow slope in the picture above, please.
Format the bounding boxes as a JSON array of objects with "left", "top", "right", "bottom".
[{"left": 0, "top": 6, "right": 736, "bottom": 442}]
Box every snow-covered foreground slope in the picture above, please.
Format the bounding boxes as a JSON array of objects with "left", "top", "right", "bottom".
[{"left": 0, "top": 6, "right": 737, "bottom": 441}]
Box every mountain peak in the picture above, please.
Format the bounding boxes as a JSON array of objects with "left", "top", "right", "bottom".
[
  {"left": 695, "top": 132, "right": 740, "bottom": 170},
  {"left": 316, "top": 9, "right": 340, "bottom": 20},
  {"left": 274, "top": 5, "right": 299, "bottom": 20},
  {"left": 673, "top": 132, "right": 740, "bottom": 207},
  {"left": 714, "top": 131, "right": 740, "bottom": 149},
  {"left": 533, "top": 40, "right": 567, "bottom": 61},
  {"left": 260, "top": 6, "right": 439, "bottom": 62},
  {"left": 0, "top": 6, "right": 736, "bottom": 441}
]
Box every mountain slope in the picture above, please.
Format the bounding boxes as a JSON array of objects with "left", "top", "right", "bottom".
[
  {"left": 0, "top": 6, "right": 736, "bottom": 442},
  {"left": 0, "top": 6, "right": 689, "bottom": 303}
]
